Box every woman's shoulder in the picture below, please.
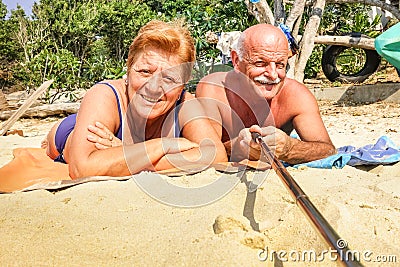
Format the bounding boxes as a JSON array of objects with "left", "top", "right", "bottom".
[
  {"left": 92, "top": 79, "right": 125, "bottom": 91},
  {"left": 79, "top": 79, "right": 125, "bottom": 105},
  {"left": 84, "top": 79, "right": 125, "bottom": 98}
]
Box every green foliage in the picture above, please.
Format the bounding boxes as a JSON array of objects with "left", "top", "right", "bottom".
[
  {"left": 182, "top": 0, "right": 257, "bottom": 61},
  {"left": 97, "top": 0, "right": 157, "bottom": 61},
  {"left": 321, "top": 4, "right": 381, "bottom": 37},
  {"left": 2, "top": 0, "right": 385, "bottom": 98},
  {"left": 142, "top": 0, "right": 257, "bottom": 61},
  {"left": 3, "top": 0, "right": 257, "bottom": 101},
  {"left": 0, "top": 2, "right": 25, "bottom": 89},
  {"left": 15, "top": 48, "right": 81, "bottom": 103},
  {"left": 7, "top": 0, "right": 156, "bottom": 101},
  {"left": 0, "top": 6, "right": 25, "bottom": 59},
  {"left": 305, "top": 45, "right": 324, "bottom": 79}
]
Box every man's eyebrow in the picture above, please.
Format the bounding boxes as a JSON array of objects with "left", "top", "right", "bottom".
[{"left": 252, "top": 50, "right": 288, "bottom": 57}]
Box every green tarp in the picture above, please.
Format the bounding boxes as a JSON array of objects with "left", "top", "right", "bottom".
[{"left": 375, "top": 23, "right": 400, "bottom": 69}]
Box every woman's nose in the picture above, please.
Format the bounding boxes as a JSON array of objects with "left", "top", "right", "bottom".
[{"left": 147, "top": 72, "right": 163, "bottom": 90}]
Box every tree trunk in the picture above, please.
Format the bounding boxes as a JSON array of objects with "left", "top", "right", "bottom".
[
  {"left": 274, "top": 0, "right": 286, "bottom": 24},
  {"left": 294, "top": 0, "right": 326, "bottom": 82},
  {"left": 0, "top": 103, "right": 80, "bottom": 120},
  {"left": 286, "top": 0, "right": 307, "bottom": 30},
  {"left": 245, "top": 0, "right": 275, "bottom": 24},
  {"left": 286, "top": 0, "right": 306, "bottom": 78}
]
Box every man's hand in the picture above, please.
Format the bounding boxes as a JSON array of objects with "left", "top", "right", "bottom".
[
  {"left": 249, "top": 125, "right": 293, "bottom": 159},
  {"left": 87, "top": 121, "right": 122, "bottom": 149},
  {"left": 236, "top": 125, "right": 293, "bottom": 160}
]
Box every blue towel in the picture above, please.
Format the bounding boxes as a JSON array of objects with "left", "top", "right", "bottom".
[{"left": 291, "top": 136, "right": 400, "bottom": 169}]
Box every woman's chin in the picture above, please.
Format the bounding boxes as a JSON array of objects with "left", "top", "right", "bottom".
[{"left": 136, "top": 108, "right": 165, "bottom": 121}]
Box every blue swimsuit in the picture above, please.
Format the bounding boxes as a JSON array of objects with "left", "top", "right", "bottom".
[{"left": 54, "top": 82, "right": 185, "bottom": 163}]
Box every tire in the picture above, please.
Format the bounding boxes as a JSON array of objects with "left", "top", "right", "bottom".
[{"left": 321, "top": 33, "right": 381, "bottom": 83}]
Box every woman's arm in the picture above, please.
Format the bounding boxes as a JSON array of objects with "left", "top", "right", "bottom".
[
  {"left": 153, "top": 97, "right": 228, "bottom": 170},
  {"left": 68, "top": 137, "right": 197, "bottom": 178},
  {"left": 64, "top": 84, "right": 197, "bottom": 179}
]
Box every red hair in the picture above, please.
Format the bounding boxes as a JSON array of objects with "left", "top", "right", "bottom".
[{"left": 127, "top": 20, "right": 196, "bottom": 74}]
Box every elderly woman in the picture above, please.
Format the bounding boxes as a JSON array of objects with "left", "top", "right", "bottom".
[{"left": 43, "top": 20, "right": 227, "bottom": 179}]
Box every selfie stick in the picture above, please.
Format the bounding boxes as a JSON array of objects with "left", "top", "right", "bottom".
[{"left": 251, "top": 132, "right": 362, "bottom": 267}]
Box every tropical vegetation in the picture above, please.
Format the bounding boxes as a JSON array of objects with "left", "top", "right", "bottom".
[{"left": 0, "top": 0, "right": 382, "bottom": 102}]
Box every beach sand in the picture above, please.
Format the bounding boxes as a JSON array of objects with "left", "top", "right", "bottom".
[{"left": 0, "top": 101, "right": 399, "bottom": 266}]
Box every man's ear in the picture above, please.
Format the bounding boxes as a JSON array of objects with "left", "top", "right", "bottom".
[{"left": 231, "top": 50, "right": 240, "bottom": 71}]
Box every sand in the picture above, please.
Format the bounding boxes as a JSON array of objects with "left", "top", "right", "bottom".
[{"left": 0, "top": 101, "right": 399, "bottom": 266}]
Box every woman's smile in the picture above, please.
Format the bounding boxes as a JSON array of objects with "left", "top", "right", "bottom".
[{"left": 140, "top": 94, "right": 161, "bottom": 104}]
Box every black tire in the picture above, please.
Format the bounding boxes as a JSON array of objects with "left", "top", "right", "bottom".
[{"left": 321, "top": 33, "right": 381, "bottom": 83}]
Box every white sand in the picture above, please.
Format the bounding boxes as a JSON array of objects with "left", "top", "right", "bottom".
[{"left": 0, "top": 101, "right": 399, "bottom": 266}]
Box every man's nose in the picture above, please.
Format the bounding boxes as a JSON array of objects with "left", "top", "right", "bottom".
[{"left": 263, "top": 62, "right": 278, "bottom": 80}]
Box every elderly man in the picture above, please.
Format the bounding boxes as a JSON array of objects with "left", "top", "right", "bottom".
[{"left": 195, "top": 24, "right": 336, "bottom": 164}]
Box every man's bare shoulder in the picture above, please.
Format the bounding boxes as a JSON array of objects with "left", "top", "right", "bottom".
[
  {"left": 280, "top": 77, "right": 319, "bottom": 114},
  {"left": 199, "top": 71, "right": 229, "bottom": 84},
  {"left": 282, "top": 77, "right": 315, "bottom": 99},
  {"left": 196, "top": 71, "right": 229, "bottom": 97}
]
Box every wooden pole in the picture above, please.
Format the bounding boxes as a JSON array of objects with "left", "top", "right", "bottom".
[
  {"left": 0, "top": 80, "right": 53, "bottom": 136},
  {"left": 314, "top": 35, "right": 376, "bottom": 50}
]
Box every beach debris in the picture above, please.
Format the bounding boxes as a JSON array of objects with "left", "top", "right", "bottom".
[
  {"left": 0, "top": 80, "right": 53, "bottom": 136},
  {"left": 240, "top": 234, "right": 266, "bottom": 250},
  {"left": 213, "top": 215, "right": 248, "bottom": 234},
  {"left": 5, "top": 129, "right": 23, "bottom": 136}
]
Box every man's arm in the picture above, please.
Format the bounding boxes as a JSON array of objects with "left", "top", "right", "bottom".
[
  {"left": 284, "top": 83, "right": 336, "bottom": 164},
  {"left": 238, "top": 81, "right": 336, "bottom": 164},
  {"left": 239, "top": 124, "right": 335, "bottom": 165}
]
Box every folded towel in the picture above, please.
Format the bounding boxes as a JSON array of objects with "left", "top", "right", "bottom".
[{"left": 292, "top": 136, "right": 400, "bottom": 169}]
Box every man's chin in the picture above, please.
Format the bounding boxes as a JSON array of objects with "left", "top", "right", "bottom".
[{"left": 257, "top": 85, "right": 276, "bottom": 99}]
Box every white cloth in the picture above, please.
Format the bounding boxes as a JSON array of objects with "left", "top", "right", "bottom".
[{"left": 216, "top": 31, "right": 242, "bottom": 56}]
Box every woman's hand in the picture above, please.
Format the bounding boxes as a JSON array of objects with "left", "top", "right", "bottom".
[
  {"left": 87, "top": 121, "right": 122, "bottom": 149},
  {"left": 161, "top": 138, "right": 199, "bottom": 154}
]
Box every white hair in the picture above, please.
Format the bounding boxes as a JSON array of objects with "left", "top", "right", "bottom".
[{"left": 234, "top": 31, "right": 246, "bottom": 61}]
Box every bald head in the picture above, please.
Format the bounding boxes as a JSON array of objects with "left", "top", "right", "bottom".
[{"left": 235, "top": 24, "right": 289, "bottom": 60}]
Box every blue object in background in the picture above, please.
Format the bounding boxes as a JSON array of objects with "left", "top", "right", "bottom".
[{"left": 278, "top": 23, "right": 299, "bottom": 55}]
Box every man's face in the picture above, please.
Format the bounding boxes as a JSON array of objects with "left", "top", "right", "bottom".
[{"left": 234, "top": 38, "right": 288, "bottom": 100}]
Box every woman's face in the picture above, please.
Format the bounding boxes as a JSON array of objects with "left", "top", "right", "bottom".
[{"left": 127, "top": 48, "right": 185, "bottom": 120}]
